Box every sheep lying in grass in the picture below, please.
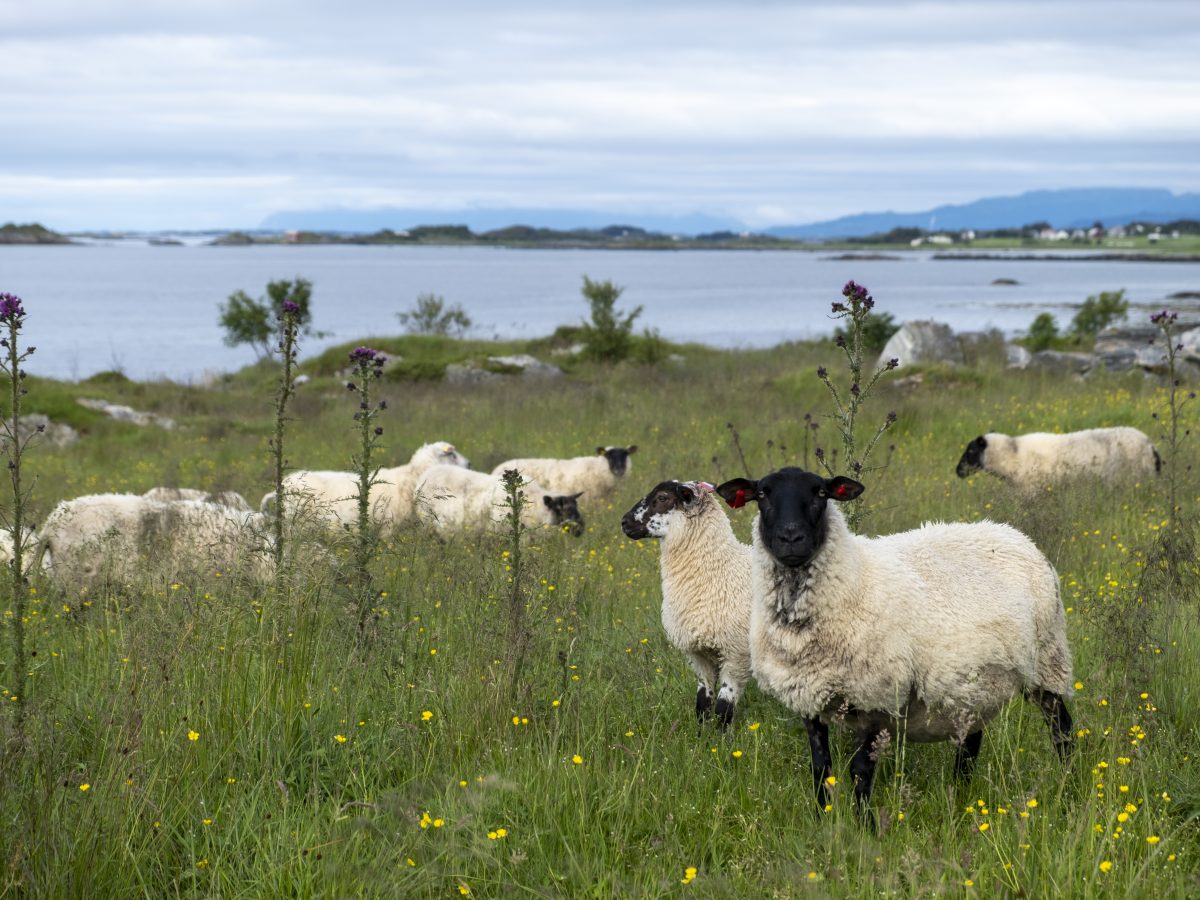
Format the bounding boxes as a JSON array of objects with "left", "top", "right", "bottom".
[
  {"left": 262, "top": 440, "right": 470, "bottom": 532},
  {"left": 716, "top": 468, "right": 1074, "bottom": 812},
  {"left": 956, "top": 427, "right": 1160, "bottom": 486},
  {"left": 144, "top": 487, "right": 251, "bottom": 510},
  {"left": 415, "top": 465, "right": 584, "bottom": 537},
  {"left": 490, "top": 445, "right": 636, "bottom": 501},
  {"left": 621, "top": 480, "right": 752, "bottom": 728},
  {"left": 37, "top": 493, "right": 272, "bottom": 590}
]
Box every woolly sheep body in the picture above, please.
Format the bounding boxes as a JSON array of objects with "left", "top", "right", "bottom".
[
  {"left": 265, "top": 441, "right": 469, "bottom": 531},
  {"left": 144, "top": 487, "right": 252, "bottom": 510},
  {"left": 490, "top": 446, "right": 634, "bottom": 500},
  {"left": 38, "top": 493, "right": 271, "bottom": 588},
  {"left": 622, "top": 481, "right": 753, "bottom": 726},
  {"left": 748, "top": 505, "right": 1072, "bottom": 742},
  {"left": 414, "top": 465, "right": 578, "bottom": 535},
  {"left": 957, "top": 427, "right": 1158, "bottom": 485}
]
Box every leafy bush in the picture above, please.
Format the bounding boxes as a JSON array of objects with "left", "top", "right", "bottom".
[
  {"left": 397, "top": 293, "right": 472, "bottom": 338},
  {"left": 833, "top": 310, "right": 900, "bottom": 354},
  {"left": 1024, "top": 313, "right": 1062, "bottom": 351},
  {"left": 579, "top": 276, "right": 643, "bottom": 362},
  {"left": 1070, "top": 289, "right": 1128, "bottom": 339},
  {"left": 218, "top": 278, "right": 316, "bottom": 359}
]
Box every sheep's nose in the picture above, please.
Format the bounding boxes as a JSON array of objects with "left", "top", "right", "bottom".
[{"left": 779, "top": 523, "right": 805, "bottom": 543}]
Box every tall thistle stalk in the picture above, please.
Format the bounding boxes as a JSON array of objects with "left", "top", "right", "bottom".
[
  {"left": 815, "top": 280, "right": 898, "bottom": 529},
  {"left": 499, "top": 469, "right": 531, "bottom": 701},
  {"left": 346, "top": 347, "right": 387, "bottom": 640},
  {"left": 269, "top": 300, "right": 302, "bottom": 597},
  {"left": 1, "top": 293, "right": 33, "bottom": 733}
]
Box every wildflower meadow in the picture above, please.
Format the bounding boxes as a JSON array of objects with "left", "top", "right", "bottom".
[{"left": 1, "top": 287, "right": 1199, "bottom": 897}]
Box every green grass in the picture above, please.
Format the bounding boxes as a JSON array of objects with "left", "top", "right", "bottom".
[{"left": 2, "top": 335, "right": 1199, "bottom": 897}]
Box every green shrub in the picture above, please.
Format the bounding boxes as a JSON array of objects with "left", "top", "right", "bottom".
[{"left": 578, "top": 276, "right": 643, "bottom": 362}]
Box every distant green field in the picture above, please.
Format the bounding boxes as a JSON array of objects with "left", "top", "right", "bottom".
[{"left": 2, "top": 328, "right": 1198, "bottom": 896}]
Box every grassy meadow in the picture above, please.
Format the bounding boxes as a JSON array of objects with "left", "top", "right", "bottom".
[{"left": 2, "top": 329, "right": 1199, "bottom": 897}]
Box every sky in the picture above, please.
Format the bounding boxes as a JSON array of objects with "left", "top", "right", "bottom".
[{"left": 2, "top": 0, "right": 1199, "bottom": 231}]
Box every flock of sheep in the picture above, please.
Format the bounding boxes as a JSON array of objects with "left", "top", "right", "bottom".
[
  {"left": 3, "top": 418, "right": 1160, "bottom": 814},
  {"left": 10, "top": 442, "right": 638, "bottom": 591},
  {"left": 621, "top": 424, "right": 1159, "bottom": 813}
]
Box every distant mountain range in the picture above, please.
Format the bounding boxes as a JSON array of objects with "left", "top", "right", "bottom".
[
  {"left": 259, "top": 207, "right": 743, "bottom": 236},
  {"left": 764, "top": 188, "right": 1200, "bottom": 239},
  {"left": 259, "top": 188, "right": 1200, "bottom": 240}
]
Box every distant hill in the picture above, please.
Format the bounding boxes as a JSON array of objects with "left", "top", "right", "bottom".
[
  {"left": 0, "top": 222, "right": 71, "bottom": 244},
  {"left": 765, "top": 188, "right": 1200, "bottom": 239},
  {"left": 260, "top": 207, "right": 744, "bottom": 237}
]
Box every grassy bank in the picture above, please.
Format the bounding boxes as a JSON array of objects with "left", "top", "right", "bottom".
[{"left": 2, "top": 334, "right": 1198, "bottom": 897}]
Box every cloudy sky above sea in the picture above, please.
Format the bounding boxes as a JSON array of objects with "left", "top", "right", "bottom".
[{"left": 2, "top": 0, "right": 1199, "bottom": 231}]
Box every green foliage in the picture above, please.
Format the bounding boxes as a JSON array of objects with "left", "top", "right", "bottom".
[
  {"left": 1070, "top": 289, "right": 1129, "bottom": 339},
  {"left": 578, "top": 276, "right": 643, "bottom": 362},
  {"left": 833, "top": 310, "right": 900, "bottom": 354},
  {"left": 1025, "top": 312, "right": 1062, "bottom": 351},
  {"left": 218, "top": 278, "right": 315, "bottom": 358},
  {"left": 397, "top": 293, "right": 473, "bottom": 338}
]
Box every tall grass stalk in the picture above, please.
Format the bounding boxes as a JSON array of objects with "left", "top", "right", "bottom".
[
  {"left": 0, "top": 293, "right": 32, "bottom": 734},
  {"left": 269, "top": 300, "right": 302, "bottom": 598}
]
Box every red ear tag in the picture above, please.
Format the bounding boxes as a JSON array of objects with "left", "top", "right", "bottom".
[
  {"left": 730, "top": 489, "right": 747, "bottom": 509},
  {"left": 833, "top": 483, "right": 849, "bottom": 499}
]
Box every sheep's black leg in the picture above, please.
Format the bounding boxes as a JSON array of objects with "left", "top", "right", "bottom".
[
  {"left": 804, "top": 717, "right": 833, "bottom": 811},
  {"left": 954, "top": 730, "right": 984, "bottom": 780},
  {"left": 850, "top": 729, "right": 884, "bottom": 814},
  {"left": 695, "top": 682, "right": 713, "bottom": 723},
  {"left": 714, "top": 681, "right": 736, "bottom": 730},
  {"left": 1027, "top": 689, "right": 1075, "bottom": 759}
]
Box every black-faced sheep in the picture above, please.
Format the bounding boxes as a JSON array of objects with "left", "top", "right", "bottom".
[
  {"left": 716, "top": 468, "right": 1074, "bottom": 811},
  {"left": 621, "top": 480, "right": 752, "bottom": 728},
  {"left": 490, "top": 446, "right": 636, "bottom": 501},
  {"left": 956, "top": 427, "right": 1160, "bottom": 485},
  {"left": 415, "top": 466, "right": 584, "bottom": 536}
]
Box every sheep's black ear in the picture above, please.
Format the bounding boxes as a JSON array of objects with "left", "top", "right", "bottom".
[
  {"left": 715, "top": 478, "right": 757, "bottom": 509},
  {"left": 677, "top": 484, "right": 696, "bottom": 504},
  {"left": 572, "top": 491, "right": 584, "bottom": 500},
  {"left": 627, "top": 445, "right": 638, "bottom": 454},
  {"left": 974, "top": 435, "right": 987, "bottom": 449},
  {"left": 543, "top": 495, "right": 554, "bottom": 508},
  {"left": 596, "top": 446, "right": 606, "bottom": 455},
  {"left": 823, "top": 476, "right": 864, "bottom": 502}
]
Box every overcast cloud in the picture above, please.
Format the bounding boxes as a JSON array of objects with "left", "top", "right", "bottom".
[{"left": 2, "top": 0, "right": 1198, "bottom": 229}]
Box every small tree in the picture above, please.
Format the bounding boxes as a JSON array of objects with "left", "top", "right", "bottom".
[
  {"left": 833, "top": 310, "right": 899, "bottom": 354},
  {"left": 397, "top": 293, "right": 472, "bottom": 337},
  {"left": 1025, "top": 313, "right": 1061, "bottom": 351},
  {"left": 579, "top": 276, "right": 642, "bottom": 362},
  {"left": 1070, "top": 289, "right": 1128, "bottom": 340},
  {"left": 219, "top": 278, "right": 316, "bottom": 358}
]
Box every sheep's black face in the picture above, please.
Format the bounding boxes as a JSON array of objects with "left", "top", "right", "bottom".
[
  {"left": 621, "top": 480, "right": 699, "bottom": 540},
  {"left": 599, "top": 445, "right": 637, "bottom": 477},
  {"left": 716, "top": 468, "right": 863, "bottom": 568},
  {"left": 544, "top": 493, "right": 585, "bottom": 537},
  {"left": 956, "top": 435, "right": 987, "bottom": 478}
]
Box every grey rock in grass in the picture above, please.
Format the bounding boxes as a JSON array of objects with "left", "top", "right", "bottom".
[
  {"left": 1, "top": 413, "right": 79, "bottom": 449},
  {"left": 1028, "top": 350, "right": 1093, "bottom": 376},
  {"left": 1005, "top": 343, "right": 1032, "bottom": 369},
  {"left": 444, "top": 364, "right": 502, "bottom": 385},
  {"left": 878, "top": 320, "right": 964, "bottom": 368},
  {"left": 486, "top": 354, "right": 563, "bottom": 379},
  {"left": 76, "top": 398, "right": 176, "bottom": 429}
]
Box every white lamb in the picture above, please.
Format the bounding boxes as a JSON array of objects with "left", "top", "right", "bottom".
[
  {"left": 621, "top": 480, "right": 752, "bottom": 728},
  {"left": 262, "top": 441, "right": 470, "bottom": 532},
  {"left": 143, "top": 487, "right": 252, "bottom": 510},
  {"left": 37, "top": 493, "right": 272, "bottom": 590},
  {"left": 956, "top": 426, "right": 1160, "bottom": 485},
  {"left": 414, "top": 465, "right": 584, "bottom": 536},
  {"left": 716, "top": 468, "right": 1074, "bottom": 812},
  {"left": 490, "top": 445, "right": 636, "bottom": 501}
]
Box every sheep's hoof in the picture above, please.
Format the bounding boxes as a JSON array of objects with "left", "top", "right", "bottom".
[{"left": 714, "top": 697, "right": 734, "bottom": 730}]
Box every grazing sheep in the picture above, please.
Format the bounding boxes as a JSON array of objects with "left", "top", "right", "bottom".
[
  {"left": 262, "top": 440, "right": 470, "bottom": 531},
  {"left": 716, "top": 468, "right": 1074, "bottom": 811},
  {"left": 0, "top": 525, "right": 42, "bottom": 574},
  {"left": 956, "top": 427, "right": 1160, "bottom": 485},
  {"left": 38, "top": 493, "right": 271, "bottom": 590},
  {"left": 415, "top": 465, "right": 584, "bottom": 536},
  {"left": 490, "top": 445, "right": 636, "bottom": 500},
  {"left": 621, "top": 480, "right": 752, "bottom": 728},
  {"left": 143, "top": 487, "right": 252, "bottom": 510}
]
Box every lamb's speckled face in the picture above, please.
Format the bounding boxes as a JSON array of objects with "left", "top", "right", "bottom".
[
  {"left": 955, "top": 436, "right": 987, "bottom": 478},
  {"left": 621, "top": 480, "right": 701, "bottom": 540},
  {"left": 716, "top": 468, "right": 863, "bottom": 568}
]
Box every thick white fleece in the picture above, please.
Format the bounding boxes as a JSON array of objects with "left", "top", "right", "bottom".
[
  {"left": 267, "top": 440, "right": 469, "bottom": 531},
  {"left": 39, "top": 493, "right": 271, "bottom": 588},
  {"left": 982, "top": 427, "right": 1157, "bottom": 484},
  {"left": 414, "top": 465, "right": 560, "bottom": 534},
  {"left": 491, "top": 454, "right": 624, "bottom": 499},
  {"left": 748, "top": 504, "right": 1072, "bottom": 742},
  {"left": 143, "top": 487, "right": 251, "bottom": 510},
  {"left": 655, "top": 490, "right": 753, "bottom": 706}
]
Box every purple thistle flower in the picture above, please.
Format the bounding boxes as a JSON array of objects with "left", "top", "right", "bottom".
[
  {"left": 816, "top": 366, "right": 828, "bottom": 379},
  {"left": 841, "top": 280, "right": 873, "bottom": 307},
  {"left": 0, "top": 292, "right": 26, "bottom": 323},
  {"left": 886, "top": 357, "right": 899, "bottom": 370},
  {"left": 1150, "top": 309, "right": 1177, "bottom": 325},
  {"left": 280, "top": 300, "right": 301, "bottom": 316},
  {"left": 349, "top": 346, "right": 379, "bottom": 364},
  {"left": 834, "top": 334, "right": 846, "bottom": 348}
]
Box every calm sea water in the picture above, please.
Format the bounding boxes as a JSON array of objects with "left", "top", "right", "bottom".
[{"left": 4, "top": 243, "right": 1199, "bottom": 381}]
